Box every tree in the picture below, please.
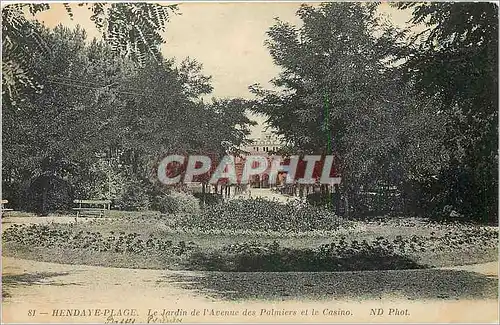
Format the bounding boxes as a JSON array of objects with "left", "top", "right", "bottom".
[
  {"left": 2, "top": 2, "right": 178, "bottom": 105},
  {"left": 249, "top": 2, "right": 446, "bottom": 215},
  {"left": 394, "top": 2, "right": 498, "bottom": 222},
  {"left": 2, "top": 25, "right": 135, "bottom": 209},
  {"left": 2, "top": 20, "right": 256, "bottom": 212}
]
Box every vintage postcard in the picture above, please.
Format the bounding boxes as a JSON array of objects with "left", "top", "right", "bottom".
[{"left": 1, "top": 1, "right": 498, "bottom": 323}]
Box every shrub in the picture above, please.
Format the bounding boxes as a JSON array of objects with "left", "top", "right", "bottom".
[
  {"left": 177, "top": 198, "right": 348, "bottom": 232},
  {"left": 24, "top": 174, "right": 74, "bottom": 215},
  {"left": 115, "top": 179, "right": 151, "bottom": 211},
  {"left": 306, "top": 192, "right": 335, "bottom": 206},
  {"left": 154, "top": 191, "right": 200, "bottom": 215},
  {"left": 193, "top": 193, "right": 223, "bottom": 205}
]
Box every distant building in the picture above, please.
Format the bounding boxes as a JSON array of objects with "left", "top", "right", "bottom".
[
  {"left": 236, "top": 131, "right": 286, "bottom": 188},
  {"left": 241, "top": 131, "right": 284, "bottom": 155}
]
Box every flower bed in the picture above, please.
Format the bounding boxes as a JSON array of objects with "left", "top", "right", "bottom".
[
  {"left": 3, "top": 221, "right": 497, "bottom": 272},
  {"left": 3, "top": 224, "right": 198, "bottom": 256}
]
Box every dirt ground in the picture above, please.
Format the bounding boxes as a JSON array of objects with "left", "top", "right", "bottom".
[{"left": 2, "top": 256, "right": 498, "bottom": 323}]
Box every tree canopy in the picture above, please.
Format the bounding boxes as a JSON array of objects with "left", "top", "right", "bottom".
[
  {"left": 2, "top": 14, "right": 254, "bottom": 211},
  {"left": 394, "top": 2, "right": 498, "bottom": 222},
  {"left": 2, "top": 2, "right": 178, "bottom": 105},
  {"left": 249, "top": 2, "right": 497, "bottom": 222}
]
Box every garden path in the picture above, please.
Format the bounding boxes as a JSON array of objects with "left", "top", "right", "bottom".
[
  {"left": 232, "top": 188, "right": 294, "bottom": 203},
  {"left": 2, "top": 256, "right": 498, "bottom": 323}
]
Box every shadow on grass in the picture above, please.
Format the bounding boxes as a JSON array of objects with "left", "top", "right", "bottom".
[
  {"left": 186, "top": 248, "right": 426, "bottom": 272},
  {"left": 2, "top": 272, "right": 77, "bottom": 298},
  {"left": 164, "top": 269, "right": 498, "bottom": 301}
]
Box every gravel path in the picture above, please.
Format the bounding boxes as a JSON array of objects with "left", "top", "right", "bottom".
[
  {"left": 2, "top": 256, "right": 498, "bottom": 323},
  {"left": 233, "top": 188, "right": 293, "bottom": 203}
]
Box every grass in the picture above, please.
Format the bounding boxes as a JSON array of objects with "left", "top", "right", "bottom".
[
  {"left": 2, "top": 242, "right": 181, "bottom": 270},
  {"left": 2, "top": 204, "right": 498, "bottom": 272}
]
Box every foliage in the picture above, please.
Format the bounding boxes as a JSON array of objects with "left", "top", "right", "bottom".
[
  {"left": 5, "top": 219, "right": 496, "bottom": 271},
  {"left": 191, "top": 223, "right": 498, "bottom": 271},
  {"left": 250, "top": 3, "right": 411, "bottom": 152},
  {"left": 181, "top": 198, "right": 349, "bottom": 232},
  {"left": 114, "top": 178, "right": 151, "bottom": 211},
  {"left": 2, "top": 26, "right": 130, "bottom": 210},
  {"left": 249, "top": 3, "right": 445, "bottom": 205},
  {"left": 22, "top": 174, "right": 73, "bottom": 215},
  {"left": 307, "top": 192, "right": 333, "bottom": 206},
  {"left": 2, "top": 4, "right": 49, "bottom": 105},
  {"left": 153, "top": 191, "right": 201, "bottom": 215},
  {"left": 192, "top": 193, "right": 223, "bottom": 205},
  {"left": 250, "top": 2, "right": 496, "bottom": 221},
  {"left": 2, "top": 2, "right": 178, "bottom": 104},
  {"left": 393, "top": 2, "right": 498, "bottom": 223},
  {"left": 2, "top": 22, "right": 254, "bottom": 213},
  {"left": 3, "top": 224, "right": 197, "bottom": 256}
]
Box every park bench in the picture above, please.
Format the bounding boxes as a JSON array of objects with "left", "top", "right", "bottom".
[
  {"left": 73, "top": 199, "right": 111, "bottom": 218},
  {"left": 1, "top": 200, "right": 14, "bottom": 215}
]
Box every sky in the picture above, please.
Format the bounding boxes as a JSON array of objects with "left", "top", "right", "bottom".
[{"left": 32, "top": 2, "right": 414, "bottom": 138}]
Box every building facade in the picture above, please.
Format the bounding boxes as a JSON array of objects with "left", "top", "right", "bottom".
[
  {"left": 241, "top": 131, "right": 284, "bottom": 155},
  {"left": 237, "top": 131, "right": 285, "bottom": 188}
]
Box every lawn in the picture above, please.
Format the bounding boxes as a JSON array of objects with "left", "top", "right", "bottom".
[{"left": 2, "top": 199, "right": 498, "bottom": 272}]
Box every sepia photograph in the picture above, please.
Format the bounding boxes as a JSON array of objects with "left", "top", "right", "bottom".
[{"left": 1, "top": 1, "right": 498, "bottom": 323}]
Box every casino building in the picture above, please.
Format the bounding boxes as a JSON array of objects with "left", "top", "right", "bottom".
[
  {"left": 242, "top": 131, "right": 284, "bottom": 156},
  {"left": 236, "top": 131, "right": 286, "bottom": 188}
]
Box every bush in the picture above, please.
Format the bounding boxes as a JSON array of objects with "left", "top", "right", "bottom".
[
  {"left": 178, "top": 198, "right": 348, "bottom": 232},
  {"left": 115, "top": 179, "right": 151, "bottom": 211},
  {"left": 24, "top": 174, "right": 74, "bottom": 215},
  {"left": 154, "top": 191, "right": 200, "bottom": 215},
  {"left": 306, "top": 192, "right": 336, "bottom": 206},
  {"left": 193, "top": 193, "right": 223, "bottom": 205}
]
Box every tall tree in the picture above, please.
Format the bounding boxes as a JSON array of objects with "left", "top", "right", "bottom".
[
  {"left": 250, "top": 2, "right": 446, "bottom": 213},
  {"left": 2, "top": 22, "right": 256, "bottom": 211},
  {"left": 2, "top": 2, "right": 178, "bottom": 105},
  {"left": 2, "top": 25, "right": 135, "bottom": 208},
  {"left": 394, "top": 2, "right": 498, "bottom": 222}
]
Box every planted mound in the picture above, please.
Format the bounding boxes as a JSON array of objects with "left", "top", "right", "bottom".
[
  {"left": 182, "top": 198, "right": 348, "bottom": 232},
  {"left": 184, "top": 226, "right": 498, "bottom": 271}
]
